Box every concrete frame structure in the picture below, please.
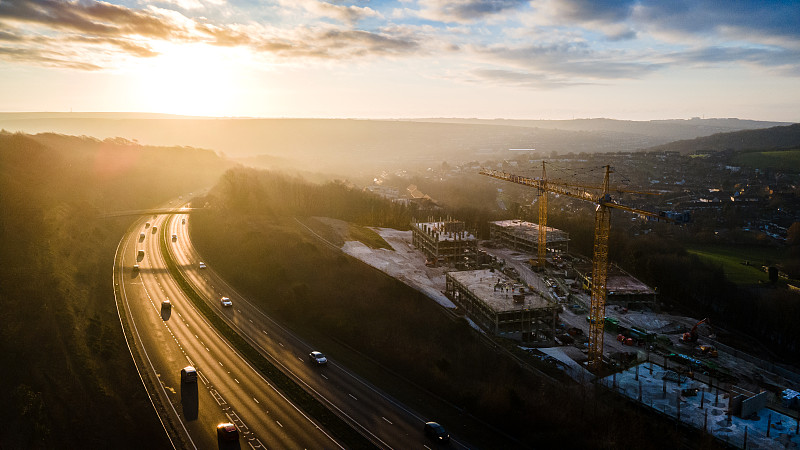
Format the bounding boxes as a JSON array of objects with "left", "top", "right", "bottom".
[
  {"left": 572, "top": 260, "right": 657, "bottom": 309},
  {"left": 488, "top": 220, "right": 569, "bottom": 256},
  {"left": 411, "top": 220, "right": 477, "bottom": 269},
  {"left": 445, "top": 269, "right": 558, "bottom": 343}
]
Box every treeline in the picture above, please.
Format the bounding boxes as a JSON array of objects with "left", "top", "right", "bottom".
[
  {"left": 207, "top": 167, "right": 413, "bottom": 228},
  {"left": 0, "top": 131, "right": 230, "bottom": 448}
]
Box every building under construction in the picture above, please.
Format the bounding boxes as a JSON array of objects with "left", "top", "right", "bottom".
[
  {"left": 411, "top": 219, "right": 477, "bottom": 269},
  {"left": 445, "top": 269, "right": 558, "bottom": 343},
  {"left": 488, "top": 219, "right": 570, "bottom": 255},
  {"left": 572, "top": 259, "right": 657, "bottom": 309}
]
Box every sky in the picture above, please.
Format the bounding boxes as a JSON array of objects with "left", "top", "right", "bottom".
[{"left": 0, "top": 0, "right": 799, "bottom": 121}]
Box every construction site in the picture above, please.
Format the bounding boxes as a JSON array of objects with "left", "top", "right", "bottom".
[{"left": 336, "top": 163, "right": 800, "bottom": 449}]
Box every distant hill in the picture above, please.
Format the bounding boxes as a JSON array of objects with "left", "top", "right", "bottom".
[
  {"left": 644, "top": 123, "right": 800, "bottom": 154},
  {"left": 410, "top": 117, "right": 789, "bottom": 140},
  {"left": 0, "top": 114, "right": 790, "bottom": 174}
]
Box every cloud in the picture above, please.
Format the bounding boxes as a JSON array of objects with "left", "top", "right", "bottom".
[
  {"left": 0, "top": 0, "right": 189, "bottom": 39},
  {"left": 0, "top": 0, "right": 418, "bottom": 70},
  {"left": 150, "top": 0, "right": 206, "bottom": 10},
  {"left": 473, "top": 41, "right": 663, "bottom": 80},
  {"left": 538, "top": 0, "right": 800, "bottom": 47},
  {"left": 0, "top": 45, "right": 103, "bottom": 70},
  {"left": 417, "top": 0, "right": 528, "bottom": 23},
  {"left": 634, "top": 1, "right": 800, "bottom": 47},
  {"left": 468, "top": 68, "right": 582, "bottom": 88},
  {"left": 306, "top": 1, "right": 382, "bottom": 25},
  {"left": 669, "top": 45, "right": 800, "bottom": 76},
  {"left": 252, "top": 26, "right": 422, "bottom": 59}
]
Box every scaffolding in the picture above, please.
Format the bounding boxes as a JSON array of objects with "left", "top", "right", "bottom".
[
  {"left": 488, "top": 220, "right": 569, "bottom": 255},
  {"left": 411, "top": 219, "right": 478, "bottom": 269}
]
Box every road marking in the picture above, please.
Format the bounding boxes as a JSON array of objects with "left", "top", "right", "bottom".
[
  {"left": 382, "top": 416, "right": 393, "bottom": 425},
  {"left": 262, "top": 330, "right": 268, "bottom": 335},
  {"left": 234, "top": 378, "right": 239, "bottom": 384},
  {"left": 278, "top": 342, "right": 284, "bottom": 347},
  {"left": 321, "top": 374, "right": 328, "bottom": 380},
  {"left": 253, "top": 397, "right": 259, "bottom": 404},
  {"left": 297, "top": 357, "right": 304, "bottom": 362},
  {"left": 276, "top": 421, "right": 283, "bottom": 428},
  {"left": 219, "top": 361, "right": 224, "bottom": 367},
  {"left": 249, "top": 319, "right": 253, "bottom": 323},
  {"left": 348, "top": 393, "right": 358, "bottom": 401}
]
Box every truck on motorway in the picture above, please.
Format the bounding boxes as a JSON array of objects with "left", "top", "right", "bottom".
[{"left": 181, "top": 366, "right": 197, "bottom": 383}]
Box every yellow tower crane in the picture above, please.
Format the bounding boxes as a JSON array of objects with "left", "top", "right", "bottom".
[{"left": 480, "top": 165, "right": 674, "bottom": 372}]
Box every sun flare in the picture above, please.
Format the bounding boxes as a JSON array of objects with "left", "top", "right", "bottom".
[{"left": 134, "top": 43, "right": 246, "bottom": 116}]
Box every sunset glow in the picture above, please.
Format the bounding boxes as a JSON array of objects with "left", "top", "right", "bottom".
[{"left": 0, "top": 0, "right": 798, "bottom": 121}]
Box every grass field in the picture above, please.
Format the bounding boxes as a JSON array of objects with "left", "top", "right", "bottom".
[
  {"left": 685, "top": 244, "right": 785, "bottom": 284},
  {"left": 732, "top": 149, "right": 800, "bottom": 171}
]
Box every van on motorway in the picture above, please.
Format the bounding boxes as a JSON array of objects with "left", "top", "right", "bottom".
[{"left": 181, "top": 366, "right": 197, "bottom": 383}]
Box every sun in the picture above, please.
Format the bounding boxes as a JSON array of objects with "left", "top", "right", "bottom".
[{"left": 133, "top": 42, "right": 246, "bottom": 116}]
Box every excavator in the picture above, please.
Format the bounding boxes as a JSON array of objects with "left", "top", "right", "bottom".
[{"left": 681, "top": 318, "right": 708, "bottom": 343}]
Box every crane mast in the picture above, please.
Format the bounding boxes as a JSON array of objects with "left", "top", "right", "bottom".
[
  {"left": 537, "top": 161, "right": 547, "bottom": 269},
  {"left": 479, "top": 165, "right": 673, "bottom": 372}
]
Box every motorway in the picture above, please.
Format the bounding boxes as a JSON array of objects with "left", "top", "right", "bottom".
[
  {"left": 115, "top": 211, "right": 465, "bottom": 449},
  {"left": 115, "top": 214, "right": 342, "bottom": 449}
]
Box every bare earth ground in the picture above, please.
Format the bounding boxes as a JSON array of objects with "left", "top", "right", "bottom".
[{"left": 340, "top": 227, "right": 455, "bottom": 309}]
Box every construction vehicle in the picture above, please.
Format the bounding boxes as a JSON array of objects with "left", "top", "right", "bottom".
[
  {"left": 616, "top": 334, "right": 635, "bottom": 346},
  {"left": 681, "top": 318, "right": 709, "bottom": 343},
  {"left": 694, "top": 344, "right": 718, "bottom": 358}
]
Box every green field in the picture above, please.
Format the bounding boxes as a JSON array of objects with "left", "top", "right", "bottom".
[
  {"left": 685, "top": 244, "right": 785, "bottom": 284},
  {"left": 732, "top": 149, "right": 800, "bottom": 171}
]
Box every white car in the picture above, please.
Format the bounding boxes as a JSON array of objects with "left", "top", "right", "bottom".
[
  {"left": 308, "top": 351, "right": 328, "bottom": 365},
  {"left": 199, "top": 262, "right": 206, "bottom": 269},
  {"left": 220, "top": 297, "right": 232, "bottom": 307}
]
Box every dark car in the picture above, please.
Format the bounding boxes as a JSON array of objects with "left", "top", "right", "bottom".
[
  {"left": 216, "top": 422, "right": 239, "bottom": 441},
  {"left": 424, "top": 421, "right": 450, "bottom": 444}
]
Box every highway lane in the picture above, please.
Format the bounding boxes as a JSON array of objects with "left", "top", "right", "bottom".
[
  {"left": 167, "top": 213, "right": 467, "bottom": 449},
  {"left": 118, "top": 214, "right": 343, "bottom": 449}
]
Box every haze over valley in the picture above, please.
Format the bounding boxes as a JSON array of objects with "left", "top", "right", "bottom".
[{"left": 2, "top": 0, "right": 800, "bottom": 449}]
